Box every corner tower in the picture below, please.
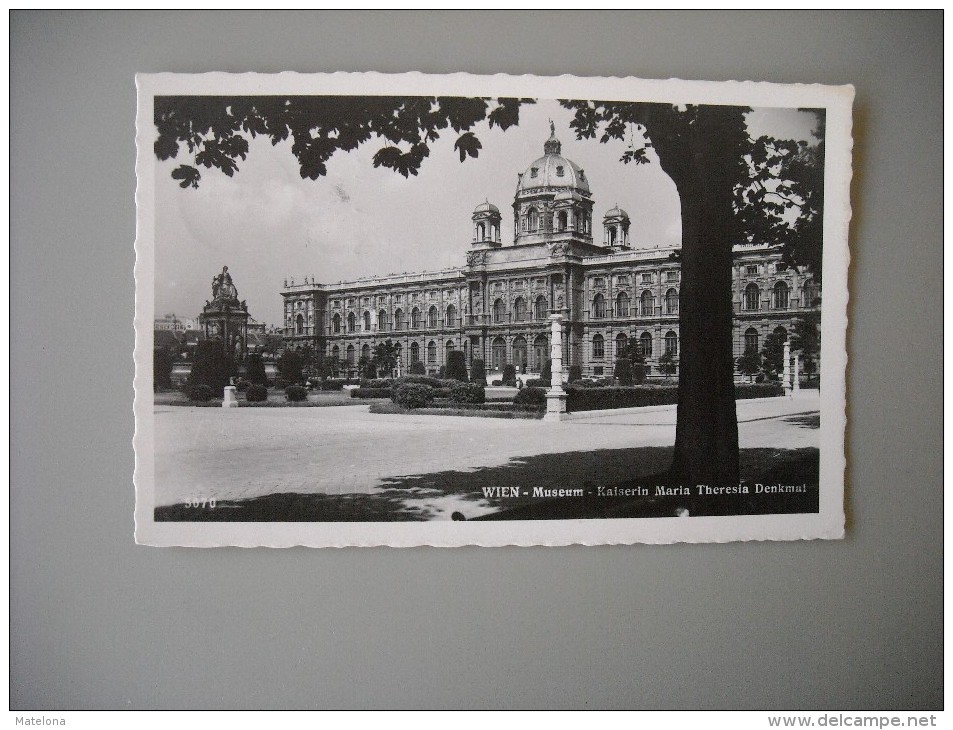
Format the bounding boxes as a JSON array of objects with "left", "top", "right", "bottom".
[
  {"left": 513, "top": 122, "right": 594, "bottom": 246},
  {"left": 471, "top": 200, "right": 502, "bottom": 249}
]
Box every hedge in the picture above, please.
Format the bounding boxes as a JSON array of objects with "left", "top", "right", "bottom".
[
  {"left": 312, "top": 378, "right": 347, "bottom": 391},
  {"left": 187, "top": 384, "right": 215, "bottom": 402},
  {"left": 360, "top": 378, "right": 394, "bottom": 389},
  {"left": 513, "top": 387, "right": 547, "bottom": 408},
  {"left": 565, "top": 382, "right": 784, "bottom": 412},
  {"left": 350, "top": 387, "right": 393, "bottom": 399},
  {"left": 246, "top": 384, "right": 268, "bottom": 402},
  {"left": 470, "top": 358, "right": 486, "bottom": 384},
  {"left": 449, "top": 382, "right": 485, "bottom": 405},
  {"left": 285, "top": 385, "right": 309, "bottom": 402},
  {"left": 501, "top": 364, "right": 517, "bottom": 386},
  {"left": 393, "top": 383, "right": 434, "bottom": 409}
]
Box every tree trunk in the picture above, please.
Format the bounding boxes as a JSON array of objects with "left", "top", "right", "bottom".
[{"left": 669, "top": 180, "right": 740, "bottom": 488}]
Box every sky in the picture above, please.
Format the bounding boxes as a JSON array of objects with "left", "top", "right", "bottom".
[{"left": 154, "top": 99, "right": 817, "bottom": 327}]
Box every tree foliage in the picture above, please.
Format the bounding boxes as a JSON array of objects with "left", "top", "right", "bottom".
[
  {"left": 445, "top": 350, "right": 468, "bottom": 382},
  {"left": 761, "top": 331, "right": 788, "bottom": 380},
  {"left": 154, "top": 95, "right": 534, "bottom": 188},
  {"left": 276, "top": 349, "right": 305, "bottom": 384},
  {"left": 245, "top": 353, "right": 268, "bottom": 386},
  {"left": 371, "top": 340, "right": 401, "bottom": 377},
  {"left": 189, "top": 340, "right": 231, "bottom": 396}
]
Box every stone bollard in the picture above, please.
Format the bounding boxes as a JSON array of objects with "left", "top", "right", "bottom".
[
  {"left": 222, "top": 386, "right": 239, "bottom": 408},
  {"left": 544, "top": 313, "right": 568, "bottom": 422},
  {"left": 783, "top": 339, "right": 792, "bottom": 396},
  {"left": 793, "top": 354, "right": 801, "bottom": 394}
]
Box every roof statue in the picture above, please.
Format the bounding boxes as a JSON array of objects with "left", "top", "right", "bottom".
[{"left": 212, "top": 266, "right": 238, "bottom": 301}]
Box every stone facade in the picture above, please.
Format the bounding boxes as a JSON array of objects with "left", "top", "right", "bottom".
[{"left": 281, "top": 131, "right": 820, "bottom": 379}]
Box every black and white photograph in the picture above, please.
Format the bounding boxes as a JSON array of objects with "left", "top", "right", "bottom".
[{"left": 134, "top": 72, "right": 852, "bottom": 547}]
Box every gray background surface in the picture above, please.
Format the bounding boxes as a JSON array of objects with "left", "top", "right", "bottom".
[{"left": 11, "top": 11, "right": 942, "bottom": 710}]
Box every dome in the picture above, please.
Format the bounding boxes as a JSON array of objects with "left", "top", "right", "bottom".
[
  {"left": 604, "top": 205, "right": 630, "bottom": 219},
  {"left": 473, "top": 200, "right": 500, "bottom": 215},
  {"left": 516, "top": 126, "right": 590, "bottom": 195}
]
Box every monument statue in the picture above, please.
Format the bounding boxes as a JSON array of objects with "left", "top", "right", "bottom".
[{"left": 212, "top": 266, "right": 238, "bottom": 301}]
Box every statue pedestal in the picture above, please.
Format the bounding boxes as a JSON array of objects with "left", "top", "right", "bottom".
[
  {"left": 543, "top": 389, "right": 567, "bottom": 422},
  {"left": 222, "top": 386, "right": 239, "bottom": 408},
  {"left": 543, "top": 312, "right": 569, "bottom": 422}
]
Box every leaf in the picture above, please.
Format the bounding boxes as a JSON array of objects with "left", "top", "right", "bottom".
[
  {"left": 454, "top": 132, "right": 482, "bottom": 162},
  {"left": 154, "top": 134, "right": 179, "bottom": 161},
  {"left": 170, "top": 165, "right": 200, "bottom": 189}
]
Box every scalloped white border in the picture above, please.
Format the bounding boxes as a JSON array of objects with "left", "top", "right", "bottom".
[{"left": 134, "top": 71, "right": 852, "bottom": 548}]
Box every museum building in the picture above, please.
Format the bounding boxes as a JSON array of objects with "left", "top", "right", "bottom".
[{"left": 280, "top": 128, "right": 820, "bottom": 379}]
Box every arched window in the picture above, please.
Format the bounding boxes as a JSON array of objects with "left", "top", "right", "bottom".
[
  {"left": 361, "top": 344, "right": 370, "bottom": 362},
  {"left": 427, "top": 340, "right": 437, "bottom": 363},
  {"left": 410, "top": 342, "right": 420, "bottom": 363},
  {"left": 512, "top": 335, "right": 527, "bottom": 369},
  {"left": 639, "top": 332, "right": 653, "bottom": 357},
  {"left": 411, "top": 307, "right": 421, "bottom": 329},
  {"left": 527, "top": 207, "right": 538, "bottom": 231},
  {"left": 363, "top": 311, "right": 371, "bottom": 331},
  {"left": 347, "top": 312, "right": 356, "bottom": 332},
  {"left": 296, "top": 313, "right": 304, "bottom": 335},
  {"left": 446, "top": 304, "right": 457, "bottom": 327},
  {"left": 664, "top": 331, "right": 678, "bottom": 356},
  {"left": 744, "top": 327, "right": 760, "bottom": 354},
  {"left": 616, "top": 332, "right": 628, "bottom": 357},
  {"left": 592, "top": 293, "right": 607, "bottom": 319},
  {"left": 773, "top": 326, "right": 788, "bottom": 342},
  {"left": 534, "top": 295, "right": 548, "bottom": 320},
  {"left": 592, "top": 334, "right": 605, "bottom": 359},
  {"left": 428, "top": 306, "right": 438, "bottom": 328},
  {"left": 608, "top": 227, "right": 617, "bottom": 246},
  {"left": 477, "top": 222, "right": 486, "bottom": 240},
  {"left": 393, "top": 308, "right": 404, "bottom": 330},
  {"left": 378, "top": 310, "right": 387, "bottom": 331},
  {"left": 802, "top": 279, "right": 818, "bottom": 307},
  {"left": 744, "top": 283, "right": 760, "bottom": 311},
  {"left": 514, "top": 297, "right": 527, "bottom": 322},
  {"left": 493, "top": 299, "right": 506, "bottom": 323},
  {"left": 556, "top": 211, "right": 568, "bottom": 231},
  {"left": 640, "top": 290, "right": 655, "bottom": 317},
  {"left": 616, "top": 291, "right": 630, "bottom": 318},
  {"left": 665, "top": 288, "right": 679, "bottom": 315},
  {"left": 332, "top": 313, "right": 341, "bottom": 334},
  {"left": 331, "top": 345, "right": 340, "bottom": 368},
  {"left": 491, "top": 336, "right": 507, "bottom": 370},
  {"left": 773, "top": 281, "right": 790, "bottom": 309},
  {"left": 446, "top": 340, "right": 455, "bottom": 359},
  {"left": 346, "top": 344, "right": 356, "bottom": 365}
]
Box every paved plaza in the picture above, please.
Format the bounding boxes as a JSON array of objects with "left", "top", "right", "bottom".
[{"left": 152, "top": 393, "right": 820, "bottom": 519}]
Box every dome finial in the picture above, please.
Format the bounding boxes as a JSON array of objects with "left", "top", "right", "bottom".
[{"left": 544, "top": 121, "right": 561, "bottom": 155}]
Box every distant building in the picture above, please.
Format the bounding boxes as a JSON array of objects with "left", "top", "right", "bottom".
[
  {"left": 154, "top": 313, "right": 197, "bottom": 332},
  {"left": 281, "top": 127, "right": 820, "bottom": 378}
]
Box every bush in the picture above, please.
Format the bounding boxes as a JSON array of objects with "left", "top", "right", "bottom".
[
  {"left": 187, "top": 384, "right": 215, "bottom": 402},
  {"left": 567, "top": 364, "right": 581, "bottom": 383},
  {"left": 540, "top": 358, "right": 552, "bottom": 383},
  {"left": 245, "top": 354, "right": 268, "bottom": 386},
  {"left": 235, "top": 378, "right": 250, "bottom": 392},
  {"left": 361, "top": 378, "right": 394, "bottom": 389},
  {"left": 564, "top": 383, "right": 785, "bottom": 412},
  {"left": 614, "top": 358, "right": 634, "bottom": 386},
  {"left": 501, "top": 364, "right": 517, "bottom": 386},
  {"left": 446, "top": 350, "right": 468, "bottom": 382},
  {"left": 632, "top": 362, "right": 646, "bottom": 385},
  {"left": 154, "top": 347, "right": 174, "bottom": 390},
  {"left": 513, "top": 387, "right": 547, "bottom": 409},
  {"left": 470, "top": 358, "right": 486, "bottom": 384},
  {"left": 315, "top": 378, "right": 346, "bottom": 391},
  {"left": 246, "top": 384, "right": 268, "bottom": 402},
  {"left": 393, "top": 383, "right": 434, "bottom": 409},
  {"left": 409, "top": 361, "right": 426, "bottom": 375},
  {"left": 525, "top": 378, "right": 548, "bottom": 388},
  {"left": 350, "top": 388, "right": 393, "bottom": 399},
  {"left": 449, "top": 382, "right": 486, "bottom": 405},
  {"left": 736, "top": 383, "right": 784, "bottom": 399},
  {"left": 491, "top": 379, "right": 503, "bottom": 386},
  {"left": 285, "top": 385, "right": 308, "bottom": 402},
  {"left": 277, "top": 350, "right": 305, "bottom": 384},
  {"left": 188, "top": 340, "right": 231, "bottom": 396}
]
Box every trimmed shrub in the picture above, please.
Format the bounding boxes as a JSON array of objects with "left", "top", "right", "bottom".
[
  {"left": 567, "top": 364, "right": 581, "bottom": 383},
  {"left": 361, "top": 378, "right": 394, "bottom": 389},
  {"left": 736, "top": 383, "right": 784, "bottom": 399},
  {"left": 513, "top": 387, "right": 547, "bottom": 409},
  {"left": 614, "top": 358, "right": 634, "bottom": 386},
  {"left": 409, "top": 361, "right": 426, "bottom": 375},
  {"left": 632, "top": 362, "right": 646, "bottom": 385},
  {"left": 285, "top": 385, "right": 308, "bottom": 402},
  {"left": 470, "top": 358, "right": 486, "bottom": 384},
  {"left": 446, "top": 350, "right": 468, "bottom": 382},
  {"left": 350, "top": 388, "right": 392, "bottom": 399},
  {"left": 491, "top": 379, "right": 503, "bottom": 386},
  {"left": 393, "top": 383, "right": 435, "bottom": 409},
  {"left": 154, "top": 347, "right": 174, "bottom": 390},
  {"left": 235, "top": 378, "right": 251, "bottom": 392},
  {"left": 277, "top": 350, "right": 305, "bottom": 385},
  {"left": 501, "top": 364, "right": 517, "bottom": 386},
  {"left": 449, "top": 382, "right": 486, "bottom": 405},
  {"left": 314, "top": 378, "right": 346, "bottom": 391},
  {"left": 246, "top": 384, "right": 268, "bottom": 402},
  {"left": 188, "top": 340, "right": 231, "bottom": 397},
  {"left": 564, "top": 383, "right": 784, "bottom": 412},
  {"left": 245, "top": 354, "right": 268, "bottom": 386},
  {"left": 188, "top": 384, "right": 214, "bottom": 402},
  {"left": 525, "top": 378, "right": 548, "bottom": 388}
]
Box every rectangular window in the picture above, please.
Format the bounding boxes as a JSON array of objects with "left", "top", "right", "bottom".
[
  {"left": 594, "top": 366, "right": 604, "bottom": 376},
  {"left": 665, "top": 271, "right": 678, "bottom": 282},
  {"left": 641, "top": 273, "right": 652, "bottom": 284},
  {"left": 746, "top": 265, "right": 758, "bottom": 275}
]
